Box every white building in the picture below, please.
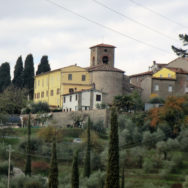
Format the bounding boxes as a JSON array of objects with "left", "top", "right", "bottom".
[{"left": 62, "top": 89, "right": 103, "bottom": 112}]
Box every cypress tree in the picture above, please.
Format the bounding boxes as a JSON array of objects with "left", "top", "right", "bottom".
[
  {"left": 36, "top": 55, "right": 51, "bottom": 75},
  {"left": 105, "top": 107, "right": 119, "bottom": 188},
  {"left": 23, "top": 54, "right": 34, "bottom": 99},
  {"left": 48, "top": 137, "right": 58, "bottom": 188},
  {"left": 12, "top": 56, "right": 24, "bottom": 88},
  {"left": 0, "top": 62, "right": 11, "bottom": 93},
  {"left": 71, "top": 151, "right": 79, "bottom": 188},
  {"left": 120, "top": 167, "right": 125, "bottom": 188},
  {"left": 25, "top": 114, "right": 31, "bottom": 176},
  {"left": 83, "top": 117, "right": 91, "bottom": 178}
]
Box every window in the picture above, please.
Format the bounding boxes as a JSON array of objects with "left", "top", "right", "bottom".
[
  {"left": 57, "top": 88, "right": 60, "bottom": 95},
  {"left": 102, "top": 56, "right": 109, "bottom": 64},
  {"left": 68, "top": 74, "right": 72, "bottom": 80},
  {"left": 41, "top": 92, "right": 44, "bottom": 98},
  {"left": 70, "top": 96, "right": 72, "bottom": 102},
  {"left": 50, "top": 90, "right": 54, "bottom": 96},
  {"left": 75, "top": 94, "right": 78, "bottom": 101},
  {"left": 168, "top": 74, "right": 171, "bottom": 78},
  {"left": 168, "top": 85, "right": 172, "bottom": 92},
  {"left": 37, "top": 93, "right": 40, "bottom": 99},
  {"left": 82, "top": 75, "right": 86, "bottom": 81},
  {"left": 96, "top": 94, "right": 101, "bottom": 101},
  {"left": 63, "top": 97, "right": 66, "bottom": 103},
  {"left": 46, "top": 91, "right": 48, "bottom": 97},
  {"left": 154, "top": 84, "right": 159, "bottom": 91},
  {"left": 185, "top": 87, "right": 188, "bottom": 93},
  {"left": 160, "top": 74, "right": 162, "bottom": 78},
  {"left": 69, "top": 88, "right": 74, "bottom": 93},
  {"left": 104, "top": 49, "right": 108, "bottom": 52}
]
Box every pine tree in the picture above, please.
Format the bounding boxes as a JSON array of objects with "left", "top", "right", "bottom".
[
  {"left": 12, "top": 56, "right": 24, "bottom": 88},
  {"left": 36, "top": 55, "right": 51, "bottom": 75},
  {"left": 71, "top": 151, "right": 79, "bottom": 188},
  {"left": 83, "top": 117, "right": 91, "bottom": 178},
  {"left": 23, "top": 54, "right": 34, "bottom": 99},
  {"left": 105, "top": 107, "right": 119, "bottom": 188},
  {"left": 49, "top": 137, "right": 58, "bottom": 188},
  {"left": 0, "top": 62, "right": 11, "bottom": 93},
  {"left": 25, "top": 114, "right": 31, "bottom": 176},
  {"left": 172, "top": 34, "right": 188, "bottom": 57}
]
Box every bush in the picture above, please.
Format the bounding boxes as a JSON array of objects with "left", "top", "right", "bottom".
[
  {"left": 91, "top": 121, "right": 106, "bottom": 138},
  {"left": 0, "top": 161, "right": 13, "bottom": 176},
  {"left": 32, "top": 161, "right": 49, "bottom": 175},
  {"left": 19, "top": 137, "right": 43, "bottom": 152},
  {"left": 143, "top": 158, "right": 155, "bottom": 173}
]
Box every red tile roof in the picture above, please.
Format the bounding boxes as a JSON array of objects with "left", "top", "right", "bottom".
[
  {"left": 167, "top": 67, "right": 188, "bottom": 74},
  {"left": 90, "top": 43, "right": 116, "bottom": 48},
  {"left": 87, "top": 64, "right": 124, "bottom": 73},
  {"left": 129, "top": 71, "right": 153, "bottom": 78}
]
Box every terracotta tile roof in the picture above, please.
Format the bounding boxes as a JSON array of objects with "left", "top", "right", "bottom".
[
  {"left": 167, "top": 67, "right": 188, "bottom": 74},
  {"left": 87, "top": 64, "right": 124, "bottom": 73},
  {"left": 129, "top": 71, "right": 153, "bottom": 78},
  {"left": 90, "top": 43, "right": 116, "bottom": 48}
]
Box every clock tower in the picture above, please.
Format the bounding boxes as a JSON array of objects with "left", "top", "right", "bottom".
[{"left": 90, "top": 43, "right": 116, "bottom": 67}]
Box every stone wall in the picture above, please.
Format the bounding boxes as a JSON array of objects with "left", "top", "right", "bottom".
[{"left": 52, "top": 109, "right": 110, "bottom": 128}]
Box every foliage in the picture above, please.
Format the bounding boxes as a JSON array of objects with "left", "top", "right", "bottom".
[
  {"left": 48, "top": 138, "right": 58, "bottom": 188},
  {"left": 183, "top": 176, "right": 188, "bottom": 188},
  {"left": 96, "top": 102, "right": 107, "bottom": 109},
  {"left": 25, "top": 114, "right": 32, "bottom": 176},
  {"left": 143, "top": 158, "right": 155, "bottom": 173},
  {"left": 12, "top": 56, "right": 24, "bottom": 88},
  {"left": 0, "top": 85, "right": 27, "bottom": 114},
  {"left": 0, "top": 62, "right": 11, "bottom": 93},
  {"left": 113, "top": 91, "right": 143, "bottom": 112},
  {"left": 105, "top": 107, "right": 119, "bottom": 188},
  {"left": 172, "top": 34, "right": 188, "bottom": 57},
  {"left": 149, "top": 97, "right": 165, "bottom": 104},
  {"left": 23, "top": 54, "right": 35, "bottom": 99},
  {"left": 71, "top": 151, "right": 79, "bottom": 188},
  {"left": 36, "top": 55, "right": 51, "bottom": 75},
  {"left": 91, "top": 120, "right": 106, "bottom": 138},
  {"left": 0, "top": 161, "right": 13, "bottom": 176},
  {"left": 32, "top": 161, "right": 49, "bottom": 175},
  {"left": 83, "top": 117, "right": 91, "bottom": 178}
]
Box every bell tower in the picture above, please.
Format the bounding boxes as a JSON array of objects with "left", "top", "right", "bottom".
[{"left": 90, "top": 44, "right": 116, "bottom": 67}]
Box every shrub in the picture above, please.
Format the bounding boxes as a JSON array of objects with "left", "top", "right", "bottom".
[
  {"left": 19, "top": 137, "right": 43, "bottom": 152},
  {"left": 32, "top": 161, "right": 49, "bottom": 175},
  {"left": 0, "top": 161, "right": 13, "bottom": 176},
  {"left": 143, "top": 158, "right": 155, "bottom": 173}
]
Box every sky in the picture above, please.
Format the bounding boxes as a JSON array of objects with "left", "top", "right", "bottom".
[{"left": 0, "top": 0, "right": 188, "bottom": 77}]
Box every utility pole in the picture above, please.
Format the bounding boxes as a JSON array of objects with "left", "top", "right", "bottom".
[{"left": 7, "top": 145, "right": 14, "bottom": 188}]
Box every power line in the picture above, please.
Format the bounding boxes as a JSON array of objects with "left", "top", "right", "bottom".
[
  {"left": 43, "top": 0, "right": 170, "bottom": 54},
  {"left": 92, "top": 0, "right": 177, "bottom": 41},
  {"left": 129, "top": 0, "right": 188, "bottom": 29}
]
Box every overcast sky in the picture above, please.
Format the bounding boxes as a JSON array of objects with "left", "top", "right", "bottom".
[{"left": 0, "top": 0, "right": 188, "bottom": 77}]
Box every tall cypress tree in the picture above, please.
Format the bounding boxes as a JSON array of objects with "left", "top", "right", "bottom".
[
  {"left": 36, "top": 55, "right": 51, "bottom": 75},
  {"left": 105, "top": 107, "right": 119, "bottom": 188},
  {"left": 49, "top": 137, "right": 58, "bottom": 188},
  {"left": 25, "top": 114, "right": 31, "bottom": 176},
  {"left": 0, "top": 62, "right": 11, "bottom": 93},
  {"left": 23, "top": 54, "right": 34, "bottom": 99},
  {"left": 83, "top": 117, "right": 91, "bottom": 178},
  {"left": 71, "top": 151, "right": 79, "bottom": 188},
  {"left": 12, "top": 56, "right": 24, "bottom": 88},
  {"left": 120, "top": 167, "right": 125, "bottom": 188}
]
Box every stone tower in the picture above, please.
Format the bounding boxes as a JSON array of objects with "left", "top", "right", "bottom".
[{"left": 90, "top": 43, "right": 116, "bottom": 67}]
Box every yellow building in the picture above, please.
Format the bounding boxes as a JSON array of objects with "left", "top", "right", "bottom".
[
  {"left": 152, "top": 68, "right": 176, "bottom": 79},
  {"left": 34, "top": 65, "right": 92, "bottom": 108}
]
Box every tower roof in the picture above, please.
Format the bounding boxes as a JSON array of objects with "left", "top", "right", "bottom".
[{"left": 90, "top": 43, "right": 116, "bottom": 49}]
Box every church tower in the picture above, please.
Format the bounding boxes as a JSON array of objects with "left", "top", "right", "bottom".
[{"left": 90, "top": 44, "right": 116, "bottom": 67}]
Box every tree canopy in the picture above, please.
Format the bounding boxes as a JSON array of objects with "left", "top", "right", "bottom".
[
  {"left": 12, "top": 56, "right": 24, "bottom": 88},
  {"left": 23, "top": 54, "right": 35, "bottom": 99},
  {"left": 0, "top": 62, "right": 11, "bottom": 93},
  {"left": 172, "top": 34, "right": 188, "bottom": 57},
  {"left": 36, "top": 55, "right": 51, "bottom": 75}
]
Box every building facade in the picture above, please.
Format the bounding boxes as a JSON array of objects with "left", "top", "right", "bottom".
[
  {"left": 130, "top": 58, "right": 188, "bottom": 102},
  {"left": 34, "top": 43, "right": 130, "bottom": 109}
]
